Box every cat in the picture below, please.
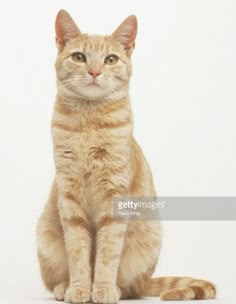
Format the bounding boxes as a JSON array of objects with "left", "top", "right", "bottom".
[{"left": 37, "top": 9, "right": 216, "bottom": 303}]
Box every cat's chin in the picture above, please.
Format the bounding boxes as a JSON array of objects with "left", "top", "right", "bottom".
[
  {"left": 58, "top": 84, "right": 109, "bottom": 101},
  {"left": 77, "top": 83, "right": 128, "bottom": 101},
  {"left": 78, "top": 85, "right": 111, "bottom": 101},
  {"left": 58, "top": 82, "right": 127, "bottom": 102}
]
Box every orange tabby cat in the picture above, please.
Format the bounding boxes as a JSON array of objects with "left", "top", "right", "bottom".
[{"left": 37, "top": 10, "right": 216, "bottom": 303}]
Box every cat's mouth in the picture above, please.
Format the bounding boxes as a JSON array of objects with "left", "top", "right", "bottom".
[{"left": 87, "top": 82, "right": 101, "bottom": 87}]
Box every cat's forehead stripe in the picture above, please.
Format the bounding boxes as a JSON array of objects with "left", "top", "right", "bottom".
[
  {"left": 84, "top": 37, "right": 111, "bottom": 53},
  {"left": 70, "top": 35, "right": 116, "bottom": 54}
]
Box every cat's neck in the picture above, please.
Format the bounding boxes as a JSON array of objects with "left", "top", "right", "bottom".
[
  {"left": 53, "top": 92, "right": 133, "bottom": 132},
  {"left": 56, "top": 87, "right": 131, "bottom": 111}
]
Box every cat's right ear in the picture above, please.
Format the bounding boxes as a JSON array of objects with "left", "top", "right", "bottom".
[{"left": 55, "top": 10, "right": 81, "bottom": 51}]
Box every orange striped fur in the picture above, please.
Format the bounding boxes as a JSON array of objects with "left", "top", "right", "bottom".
[
  {"left": 37, "top": 10, "right": 216, "bottom": 303},
  {"left": 144, "top": 277, "right": 216, "bottom": 300}
]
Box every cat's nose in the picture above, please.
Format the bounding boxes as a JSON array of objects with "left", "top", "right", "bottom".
[{"left": 88, "top": 69, "right": 102, "bottom": 79}]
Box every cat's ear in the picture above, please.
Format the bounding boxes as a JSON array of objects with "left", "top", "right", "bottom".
[
  {"left": 55, "top": 10, "right": 81, "bottom": 51},
  {"left": 112, "top": 15, "right": 137, "bottom": 56}
]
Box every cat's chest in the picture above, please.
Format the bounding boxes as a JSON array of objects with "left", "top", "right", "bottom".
[{"left": 53, "top": 128, "right": 114, "bottom": 173}]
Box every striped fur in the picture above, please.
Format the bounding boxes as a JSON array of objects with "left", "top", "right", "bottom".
[
  {"left": 144, "top": 277, "right": 216, "bottom": 300},
  {"left": 37, "top": 10, "right": 216, "bottom": 303}
]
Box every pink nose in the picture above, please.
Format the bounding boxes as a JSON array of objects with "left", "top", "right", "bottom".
[{"left": 88, "top": 69, "right": 101, "bottom": 79}]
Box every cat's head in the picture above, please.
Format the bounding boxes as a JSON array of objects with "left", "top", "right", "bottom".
[{"left": 55, "top": 10, "right": 137, "bottom": 101}]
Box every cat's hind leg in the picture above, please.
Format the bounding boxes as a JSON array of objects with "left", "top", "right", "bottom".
[
  {"left": 117, "top": 220, "right": 161, "bottom": 299},
  {"left": 37, "top": 180, "right": 69, "bottom": 300}
]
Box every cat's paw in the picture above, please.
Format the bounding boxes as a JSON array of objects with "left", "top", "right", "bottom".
[
  {"left": 54, "top": 282, "right": 68, "bottom": 301},
  {"left": 91, "top": 286, "right": 120, "bottom": 304},
  {"left": 64, "top": 286, "right": 91, "bottom": 303}
]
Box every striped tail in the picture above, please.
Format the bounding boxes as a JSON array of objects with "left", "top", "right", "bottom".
[{"left": 144, "top": 277, "right": 216, "bottom": 300}]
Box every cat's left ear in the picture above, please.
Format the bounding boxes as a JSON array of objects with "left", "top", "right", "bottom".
[
  {"left": 112, "top": 15, "right": 138, "bottom": 56},
  {"left": 55, "top": 10, "right": 81, "bottom": 51}
]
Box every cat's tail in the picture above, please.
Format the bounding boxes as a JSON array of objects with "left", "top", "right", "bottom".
[{"left": 143, "top": 277, "right": 216, "bottom": 300}]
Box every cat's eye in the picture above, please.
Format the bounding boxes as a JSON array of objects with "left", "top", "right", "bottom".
[
  {"left": 104, "top": 54, "right": 119, "bottom": 65},
  {"left": 71, "top": 52, "right": 87, "bottom": 63}
]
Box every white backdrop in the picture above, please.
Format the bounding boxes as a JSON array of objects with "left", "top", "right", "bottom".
[{"left": 0, "top": 0, "right": 235, "bottom": 303}]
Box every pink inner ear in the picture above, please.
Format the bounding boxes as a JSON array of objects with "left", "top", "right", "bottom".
[
  {"left": 113, "top": 15, "right": 137, "bottom": 51},
  {"left": 55, "top": 10, "right": 81, "bottom": 47}
]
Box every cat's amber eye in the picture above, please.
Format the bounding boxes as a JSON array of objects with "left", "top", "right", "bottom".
[
  {"left": 104, "top": 54, "right": 119, "bottom": 65},
  {"left": 71, "top": 52, "right": 87, "bottom": 63}
]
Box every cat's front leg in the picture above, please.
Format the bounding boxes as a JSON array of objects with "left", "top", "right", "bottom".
[
  {"left": 92, "top": 215, "right": 127, "bottom": 304},
  {"left": 58, "top": 192, "right": 92, "bottom": 304}
]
